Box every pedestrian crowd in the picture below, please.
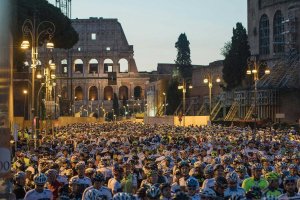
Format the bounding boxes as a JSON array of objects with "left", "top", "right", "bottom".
[{"left": 4, "top": 122, "right": 300, "bottom": 199}]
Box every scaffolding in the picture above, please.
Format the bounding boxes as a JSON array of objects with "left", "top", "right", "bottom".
[{"left": 55, "top": 0, "right": 72, "bottom": 18}]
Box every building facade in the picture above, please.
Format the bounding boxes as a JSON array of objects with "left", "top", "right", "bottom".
[
  {"left": 248, "top": 0, "right": 300, "bottom": 62},
  {"left": 40, "top": 17, "right": 150, "bottom": 116}
]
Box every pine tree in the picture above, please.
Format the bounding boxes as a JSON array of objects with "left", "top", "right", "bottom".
[
  {"left": 175, "top": 33, "right": 193, "bottom": 79},
  {"left": 222, "top": 23, "right": 251, "bottom": 90}
]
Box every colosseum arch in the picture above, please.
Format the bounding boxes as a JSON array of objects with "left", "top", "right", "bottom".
[
  {"left": 61, "top": 59, "right": 68, "bottom": 74},
  {"left": 104, "top": 86, "right": 113, "bottom": 100},
  {"left": 104, "top": 58, "right": 113, "bottom": 73},
  {"left": 134, "top": 86, "right": 142, "bottom": 99},
  {"left": 89, "top": 59, "right": 98, "bottom": 74},
  {"left": 74, "top": 86, "right": 84, "bottom": 100},
  {"left": 89, "top": 86, "right": 98, "bottom": 100},
  {"left": 74, "top": 59, "right": 84, "bottom": 73},
  {"left": 119, "top": 86, "right": 128, "bottom": 100},
  {"left": 118, "top": 58, "right": 129, "bottom": 73}
]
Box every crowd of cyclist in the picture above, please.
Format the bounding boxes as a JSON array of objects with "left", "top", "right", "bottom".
[{"left": 5, "top": 122, "right": 300, "bottom": 199}]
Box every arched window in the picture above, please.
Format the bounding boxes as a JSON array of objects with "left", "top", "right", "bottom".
[
  {"left": 119, "top": 86, "right": 128, "bottom": 100},
  {"left": 74, "top": 59, "right": 83, "bottom": 73},
  {"left": 273, "top": 11, "right": 285, "bottom": 53},
  {"left": 89, "top": 86, "right": 98, "bottom": 100},
  {"left": 259, "top": 14, "right": 270, "bottom": 55},
  {"left": 134, "top": 86, "right": 142, "bottom": 100},
  {"left": 74, "top": 86, "right": 83, "bottom": 100},
  {"left": 89, "top": 59, "right": 98, "bottom": 74},
  {"left": 104, "top": 86, "right": 113, "bottom": 100},
  {"left": 61, "top": 59, "right": 68, "bottom": 74},
  {"left": 104, "top": 59, "right": 113, "bottom": 73},
  {"left": 119, "top": 58, "right": 128, "bottom": 73}
]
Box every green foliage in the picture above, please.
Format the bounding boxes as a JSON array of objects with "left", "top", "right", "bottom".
[
  {"left": 220, "top": 41, "right": 232, "bottom": 57},
  {"left": 14, "top": 0, "right": 79, "bottom": 71},
  {"left": 222, "top": 23, "right": 250, "bottom": 90},
  {"left": 175, "top": 33, "right": 193, "bottom": 79}
]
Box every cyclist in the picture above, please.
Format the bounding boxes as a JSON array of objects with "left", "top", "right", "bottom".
[
  {"left": 224, "top": 172, "right": 245, "bottom": 199},
  {"left": 242, "top": 163, "right": 268, "bottom": 192},
  {"left": 24, "top": 173, "right": 53, "bottom": 200},
  {"left": 263, "top": 172, "right": 282, "bottom": 199}
]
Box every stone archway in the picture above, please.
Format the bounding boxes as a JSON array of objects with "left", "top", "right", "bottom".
[
  {"left": 74, "top": 86, "right": 84, "bottom": 100},
  {"left": 89, "top": 86, "right": 98, "bottom": 100},
  {"left": 119, "top": 86, "right": 128, "bottom": 100},
  {"left": 134, "top": 86, "right": 142, "bottom": 99},
  {"left": 104, "top": 86, "right": 113, "bottom": 100}
]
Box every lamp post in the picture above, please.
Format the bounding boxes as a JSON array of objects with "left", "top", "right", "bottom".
[
  {"left": 162, "top": 92, "right": 167, "bottom": 115},
  {"left": 178, "top": 79, "right": 193, "bottom": 126},
  {"left": 246, "top": 55, "right": 270, "bottom": 133},
  {"left": 23, "top": 90, "right": 28, "bottom": 119},
  {"left": 21, "top": 16, "right": 55, "bottom": 149},
  {"left": 203, "top": 74, "right": 221, "bottom": 122}
]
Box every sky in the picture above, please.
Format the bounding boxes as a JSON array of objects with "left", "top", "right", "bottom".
[{"left": 49, "top": 0, "right": 247, "bottom": 72}]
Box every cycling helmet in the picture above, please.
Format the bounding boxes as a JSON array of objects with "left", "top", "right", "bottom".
[
  {"left": 226, "top": 172, "right": 238, "bottom": 183},
  {"left": 214, "top": 157, "right": 221, "bottom": 165},
  {"left": 87, "top": 158, "right": 95, "bottom": 163},
  {"left": 146, "top": 185, "right": 161, "bottom": 199},
  {"left": 45, "top": 169, "right": 58, "bottom": 177},
  {"left": 236, "top": 165, "right": 246, "bottom": 173},
  {"left": 200, "top": 188, "right": 217, "bottom": 197},
  {"left": 251, "top": 163, "right": 263, "bottom": 170},
  {"left": 264, "top": 172, "right": 280, "bottom": 181},
  {"left": 186, "top": 177, "right": 199, "bottom": 189},
  {"left": 75, "top": 161, "right": 85, "bottom": 170},
  {"left": 213, "top": 164, "right": 224, "bottom": 171},
  {"left": 178, "top": 160, "right": 190, "bottom": 168},
  {"left": 93, "top": 172, "right": 105, "bottom": 182},
  {"left": 84, "top": 188, "right": 101, "bottom": 200},
  {"left": 173, "top": 191, "right": 190, "bottom": 200},
  {"left": 283, "top": 176, "right": 296, "bottom": 184},
  {"left": 224, "top": 167, "right": 234, "bottom": 173},
  {"left": 34, "top": 173, "right": 47, "bottom": 185},
  {"left": 14, "top": 171, "right": 26, "bottom": 180},
  {"left": 113, "top": 192, "right": 133, "bottom": 200},
  {"left": 204, "top": 164, "right": 214, "bottom": 175},
  {"left": 288, "top": 164, "right": 298, "bottom": 170}
]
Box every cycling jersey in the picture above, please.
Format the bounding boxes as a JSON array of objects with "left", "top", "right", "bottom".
[
  {"left": 242, "top": 177, "right": 268, "bottom": 192},
  {"left": 189, "top": 193, "right": 201, "bottom": 200},
  {"left": 224, "top": 187, "right": 246, "bottom": 199},
  {"left": 263, "top": 188, "right": 282, "bottom": 198},
  {"left": 24, "top": 189, "right": 53, "bottom": 200}
]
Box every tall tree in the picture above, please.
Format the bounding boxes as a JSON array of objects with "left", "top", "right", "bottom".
[
  {"left": 166, "top": 33, "right": 193, "bottom": 115},
  {"left": 175, "top": 33, "right": 193, "bottom": 79},
  {"left": 222, "top": 23, "right": 250, "bottom": 90},
  {"left": 14, "top": 0, "right": 79, "bottom": 71}
]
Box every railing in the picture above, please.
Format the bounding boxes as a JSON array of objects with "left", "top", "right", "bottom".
[
  {"left": 244, "top": 104, "right": 255, "bottom": 120},
  {"left": 224, "top": 101, "right": 239, "bottom": 121}
]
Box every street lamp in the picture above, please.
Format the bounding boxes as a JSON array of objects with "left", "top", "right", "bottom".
[
  {"left": 21, "top": 16, "right": 55, "bottom": 148},
  {"left": 23, "top": 90, "right": 28, "bottom": 119},
  {"left": 162, "top": 92, "right": 167, "bottom": 115},
  {"left": 178, "top": 79, "right": 193, "bottom": 126},
  {"left": 246, "top": 55, "right": 270, "bottom": 132},
  {"left": 203, "top": 74, "right": 221, "bottom": 121}
]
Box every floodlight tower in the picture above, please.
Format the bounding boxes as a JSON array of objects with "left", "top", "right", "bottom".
[{"left": 55, "top": 0, "right": 72, "bottom": 18}]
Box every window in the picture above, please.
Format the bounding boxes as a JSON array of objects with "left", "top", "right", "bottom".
[
  {"left": 273, "top": 11, "right": 285, "bottom": 53},
  {"left": 91, "top": 33, "right": 96, "bottom": 40},
  {"left": 259, "top": 14, "right": 270, "bottom": 55}
]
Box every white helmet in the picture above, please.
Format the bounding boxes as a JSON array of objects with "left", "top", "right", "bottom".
[
  {"left": 226, "top": 172, "right": 238, "bottom": 183},
  {"left": 34, "top": 173, "right": 47, "bottom": 185},
  {"left": 146, "top": 185, "right": 161, "bottom": 199},
  {"left": 113, "top": 192, "right": 134, "bottom": 200},
  {"left": 200, "top": 188, "right": 217, "bottom": 197}
]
